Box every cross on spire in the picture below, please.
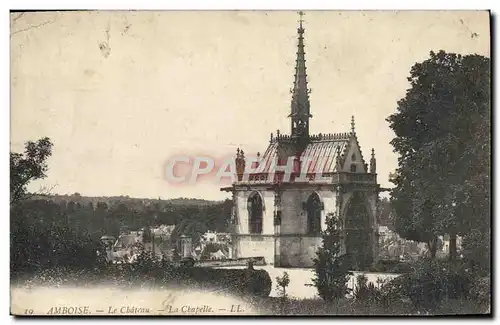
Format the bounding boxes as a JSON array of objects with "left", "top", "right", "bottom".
[
  {"left": 370, "top": 148, "right": 377, "bottom": 173},
  {"left": 298, "top": 10, "right": 305, "bottom": 28},
  {"left": 351, "top": 115, "right": 356, "bottom": 133}
]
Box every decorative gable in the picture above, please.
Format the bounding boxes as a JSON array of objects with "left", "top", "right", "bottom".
[{"left": 341, "top": 134, "right": 368, "bottom": 173}]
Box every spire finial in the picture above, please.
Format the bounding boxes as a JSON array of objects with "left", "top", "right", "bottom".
[
  {"left": 370, "top": 148, "right": 377, "bottom": 174},
  {"left": 351, "top": 115, "right": 355, "bottom": 133},
  {"left": 298, "top": 10, "right": 305, "bottom": 29}
]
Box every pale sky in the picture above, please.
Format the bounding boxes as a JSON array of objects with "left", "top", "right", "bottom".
[{"left": 10, "top": 10, "right": 490, "bottom": 201}]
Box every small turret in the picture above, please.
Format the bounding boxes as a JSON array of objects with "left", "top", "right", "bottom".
[
  {"left": 235, "top": 148, "right": 246, "bottom": 181},
  {"left": 370, "top": 148, "right": 377, "bottom": 174}
]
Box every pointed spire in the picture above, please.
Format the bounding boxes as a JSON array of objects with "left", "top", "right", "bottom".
[
  {"left": 289, "top": 11, "right": 311, "bottom": 139},
  {"left": 370, "top": 148, "right": 377, "bottom": 174},
  {"left": 351, "top": 115, "right": 356, "bottom": 133}
]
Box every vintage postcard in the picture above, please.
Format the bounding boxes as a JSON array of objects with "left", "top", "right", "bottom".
[{"left": 10, "top": 10, "right": 491, "bottom": 316}]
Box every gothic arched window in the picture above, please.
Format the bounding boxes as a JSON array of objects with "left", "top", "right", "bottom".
[
  {"left": 306, "top": 193, "right": 322, "bottom": 236},
  {"left": 248, "top": 193, "right": 263, "bottom": 234},
  {"left": 350, "top": 164, "right": 357, "bottom": 172}
]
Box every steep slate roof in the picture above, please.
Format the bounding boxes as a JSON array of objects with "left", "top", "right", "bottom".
[
  {"left": 299, "top": 137, "right": 348, "bottom": 174},
  {"left": 254, "top": 132, "right": 353, "bottom": 175}
]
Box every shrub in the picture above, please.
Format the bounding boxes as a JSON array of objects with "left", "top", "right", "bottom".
[
  {"left": 354, "top": 274, "right": 382, "bottom": 304},
  {"left": 469, "top": 276, "right": 491, "bottom": 313},
  {"left": 462, "top": 228, "right": 490, "bottom": 277},
  {"left": 377, "top": 275, "right": 414, "bottom": 313},
  {"left": 182, "top": 267, "right": 272, "bottom": 297},
  {"left": 369, "top": 259, "right": 414, "bottom": 274},
  {"left": 383, "top": 259, "right": 471, "bottom": 312},
  {"left": 247, "top": 269, "right": 273, "bottom": 297},
  {"left": 312, "top": 213, "right": 352, "bottom": 302},
  {"left": 276, "top": 272, "right": 290, "bottom": 298}
]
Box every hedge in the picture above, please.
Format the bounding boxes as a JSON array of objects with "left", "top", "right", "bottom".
[
  {"left": 179, "top": 267, "right": 272, "bottom": 297},
  {"left": 17, "top": 262, "right": 273, "bottom": 299}
]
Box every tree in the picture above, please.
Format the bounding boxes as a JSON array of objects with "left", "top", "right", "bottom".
[
  {"left": 276, "top": 271, "right": 291, "bottom": 313},
  {"left": 387, "top": 50, "right": 490, "bottom": 260},
  {"left": 311, "top": 213, "right": 352, "bottom": 302},
  {"left": 276, "top": 271, "right": 290, "bottom": 298},
  {"left": 10, "top": 137, "right": 53, "bottom": 205}
]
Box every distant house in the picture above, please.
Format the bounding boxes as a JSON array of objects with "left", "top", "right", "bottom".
[
  {"left": 153, "top": 225, "right": 176, "bottom": 237},
  {"left": 114, "top": 234, "right": 140, "bottom": 249},
  {"left": 196, "top": 231, "right": 233, "bottom": 260},
  {"left": 103, "top": 224, "right": 177, "bottom": 263},
  {"left": 377, "top": 226, "right": 427, "bottom": 261}
]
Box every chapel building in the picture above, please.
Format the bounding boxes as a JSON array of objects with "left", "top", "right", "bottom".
[{"left": 221, "top": 14, "right": 381, "bottom": 268}]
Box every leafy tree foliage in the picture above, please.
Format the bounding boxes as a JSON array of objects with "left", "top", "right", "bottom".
[
  {"left": 387, "top": 50, "right": 490, "bottom": 259},
  {"left": 387, "top": 259, "right": 472, "bottom": 312},
  {"left": 10, "top": 137, "right": 53, "bottom": 205},
  {"left": 312, "top": 213, "right": 352, "bottom": 302},
  {"left": 462, "top": 228, "right": 490, "bottom": 277}
]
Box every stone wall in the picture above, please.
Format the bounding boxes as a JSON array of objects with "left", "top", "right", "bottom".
[
  {"left": 278, "top": 236, "right": 322, "bottom": 267},
  {"left": 232, "top": 183, "right": 379, "bottom": 267},
  {"left": 233, "top": 235, "right": 275, "bottom": 264}
]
